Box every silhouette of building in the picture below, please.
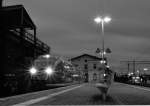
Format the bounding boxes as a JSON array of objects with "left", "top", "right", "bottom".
[{"left": 0, "top": 5, "right": 50, "bottom": 95}]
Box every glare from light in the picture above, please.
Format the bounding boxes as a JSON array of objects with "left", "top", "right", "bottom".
[
  {"left": 100, "top": 60, "right": 106, "bottom": 64},
  {"left": 104, "top": 17, "right": 111, "bottom": 23},
  {"left": 94, "top": 17, "right": 102, "bottom": 24},
  {"left": 43, "top": 54, "right": 50, "bottom": 59},
  {"left": 73, "top": 74, "right": 79, "bottom": 77},
  {"left": 106, "top": 65, "right": 110, "bottom": 68},
  {"left": 94, "top": 16, "right": 111, "bottom": 24},
  {"left": 103, "top": 51, "right": 106, "bottom": 55},
  {"left": 64, "top": 65, "right": 70, "bottom": 69},
  {"left": 128, "top": 73, "right": 131, "bottom": 76},
  {"left": 45, "top": 67, "right": 53, "bottom": 75},
  {"left": 144, "top": 68, "right": 148, "bottom": 71},
  {"left": 132, "top": 77, "right": 135, "bottom": 79},
  {"left": 29, "top": 67, "right": 37, "bottom": 75}
]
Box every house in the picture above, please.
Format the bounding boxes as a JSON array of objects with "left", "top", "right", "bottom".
[{"left": 71, "top": 54, "right": 107, "bottom": 82}]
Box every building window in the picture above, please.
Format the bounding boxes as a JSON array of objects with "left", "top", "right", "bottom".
[
  {"left": 93, "top": 73, "right": 97, "bottom": 81},
  {"left": 85, "top": 59, "right": 87, "bottom": 62},
  {"left": 74, "top": 64, "right": 79, "bottom": 67},
  {"left": 93, "top": 64, "right": 96, "bottom": 69},
  {"left": 84, "top": 64, "right": 88, "bottom": 69}
]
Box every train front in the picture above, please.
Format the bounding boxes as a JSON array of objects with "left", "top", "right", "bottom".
[{"left": 28, "top": 54, "right": 55, "bottom": 84}]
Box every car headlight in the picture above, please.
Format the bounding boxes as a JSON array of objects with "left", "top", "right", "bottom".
[{"left": 29, "top": 67, "right": 37, "bottom": 75}]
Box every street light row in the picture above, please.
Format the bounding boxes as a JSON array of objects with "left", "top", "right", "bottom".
[{"left": 94, "top": 16, "right": 111, "bottom": 24}]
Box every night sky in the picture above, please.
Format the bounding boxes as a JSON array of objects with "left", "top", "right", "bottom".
[{"left": 4, "top": 0, "right": 150, "bottom": 73}]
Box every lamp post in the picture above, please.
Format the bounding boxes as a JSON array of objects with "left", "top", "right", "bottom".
[{"left": 94, "top": 16, "right": 111, "bottom": 64}]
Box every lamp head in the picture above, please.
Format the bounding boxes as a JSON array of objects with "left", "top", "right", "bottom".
[{"left": 94, "top": 17, "right": 102, "bottom": 24}]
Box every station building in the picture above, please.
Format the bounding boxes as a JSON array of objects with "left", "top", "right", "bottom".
[{"left": 71, "top": 54, "right": 107, "bottom": 82}]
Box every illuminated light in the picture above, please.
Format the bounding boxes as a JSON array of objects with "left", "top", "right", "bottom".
[
  {"left": 103, "top": 51, "right": 106, "bottom": 55},
  {"left": 104, "top": 17, "right": 111, "bottom": 23},
  {"left": 94, "top": 17, "right": 102, "bottom": 24},
  {"left": 29, "top": 67, "right": 37, "bottom": 75},
  {"left": 94, "top": 16, "right": 111, "bottom": 24},
  {"left": 106, "top": 65, "right": 110, "bottom": 68},
  {"left": 144, "top": 68, "right": 148, "bottom": 71},
  {"left": 100, "top": 60, "right": 106, "bottom": 64},
  {"left": 103, "top": 73, "right": 106, "bottom": 77},
  {"left": 132, "top": 77, "right": 135, "bottom": 79},
  {"left": 43, "top": 54, "right": 50, "bottom": 59},
  {"left": 73, "top": 74, "right": 79, "bottom": 77},
  {"left": 64, "top": 66, "right": 70, "bottom": 69},
  {"left": 45, "top": 67, "right": 53, "bottom": 75}
]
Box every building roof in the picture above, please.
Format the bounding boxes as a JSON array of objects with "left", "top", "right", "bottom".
[
  {"left": 70, "top": 54, "right": 103, "bottom": 61},
  {"left": 0, "top": 5, "right": 36, "bottom": 30}
]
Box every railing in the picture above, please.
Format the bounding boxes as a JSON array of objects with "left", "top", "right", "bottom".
[{"left": 10, "top": 29, "right": 50, "bottom": 52}]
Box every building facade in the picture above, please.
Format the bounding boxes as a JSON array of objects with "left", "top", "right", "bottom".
[{"left": 71, "top": 54, "right": 107, "bottom": 82}]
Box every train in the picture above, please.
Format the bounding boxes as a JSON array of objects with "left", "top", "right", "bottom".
[{"left": 28, "top": 54, "right": 75, "bottom": 89}]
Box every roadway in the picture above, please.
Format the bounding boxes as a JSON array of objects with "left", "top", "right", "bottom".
[{"left": 1, "top": 82, "right": 150, "bottom": 105}]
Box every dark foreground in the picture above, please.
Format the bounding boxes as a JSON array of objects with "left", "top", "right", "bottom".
[{"left": 1, "top": 82, "right": 150, "bottom": 105}]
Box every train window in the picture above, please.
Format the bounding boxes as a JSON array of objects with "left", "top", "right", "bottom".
[
  {"left": 84, "top": 64, "right": 88, "bottom": 69},
  {"left": 85, "top": 59, "right": 87, "bottom": 62}
]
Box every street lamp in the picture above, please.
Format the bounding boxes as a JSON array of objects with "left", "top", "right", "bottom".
[{"left": 94, "top": 16, "right": 111, "bottom": 63}]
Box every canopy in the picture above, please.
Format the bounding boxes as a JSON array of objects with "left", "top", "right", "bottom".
[{"left": 0, "top": 5, "right": 36, "bottom": 30}]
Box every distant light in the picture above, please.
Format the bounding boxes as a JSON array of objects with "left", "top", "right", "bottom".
[
  {"left": 64, "top": 65, "right": 70, "bottom": 69},
  {"left": 43, "top": 54, "right": 50, "bottom": 59},
  {"left": 29, "top": 67, "right": 37, "bottom": 75},
  {"left": 94, "top": 16, "right": 111, "bottom": 24},
  {"left": 94, "top": 17, "right": 102, "bottom": 24},
  {"left": 103, "top": 73, "right": 106, "bottom": 77},
  {"left": 45, "top": 67, "right": 53, "bottom": 75},
  {"left": 132, "top": 77, "right": 135, "bottom": 79},
  {"left": 103, "top": 51, "right": 106, "bottom": 55},
  {"left": 100, "top": 60, "right": 106, "bottom": 64},
  {"left": 73, "top": 74, "right": 79, "bottom": 77},
  {"left": 106, "top": 65, "right": 110, "bottom": 68},
  {"left": 103, "top": 17, "right": 111, "bottom": 23},
  {"left": 144, "top": 68, "right": 148, "bottom": 71}
]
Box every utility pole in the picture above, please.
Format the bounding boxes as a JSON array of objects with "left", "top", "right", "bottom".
[
  {"left": 127, "top": 63, "right": 129, "bottom": 73},
  {"left": 133, "top": 59, "right": 135, "bottom": 75},
  {"left": 121, "top": 60, "right": 150, "bottom": 75}
]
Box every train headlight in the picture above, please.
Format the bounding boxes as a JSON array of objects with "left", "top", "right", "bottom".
[
  {"left": 45, "top": 67, "right": 53, "bottom": 75},
  {"left": 29, "top": 67, "right": 37, "bottom": 75}
]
